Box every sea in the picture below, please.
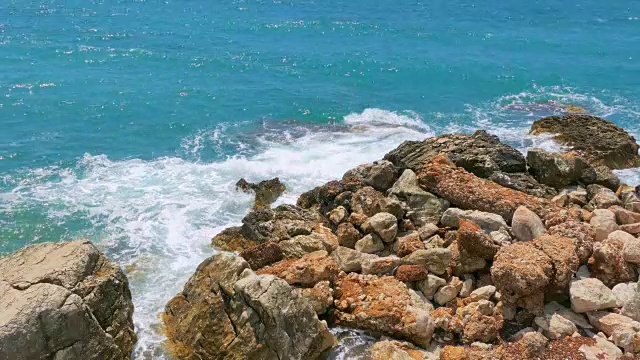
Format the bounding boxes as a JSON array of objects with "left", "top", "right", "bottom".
[{"left": 1, "top": 0, "right": 639, "bottom": 358}]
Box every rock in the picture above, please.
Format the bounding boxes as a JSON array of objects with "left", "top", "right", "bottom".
[
  {"left": 456, "top": 219, "right": 500, "bottom": 260},
  {"left": 256, "top": 250, "right": 339, "bottom": 287},
  {"left": 579, "top": 338, "right": 624, "bottom": 360},
  {"left": 355, "top": 234, "right": 385, "bottom": 254},
  {"left": 370, "top": 340, "right": 428, "bottom": 360},
  {"left": 544, "top": 301, "right": 592, "bottom": 330},
  {"left": 513, "top": 331, "right": 549, "bottom": 358},
  {"left": 613, "top": 282, "right": 637, "bottom": 307},
  {"left": 489, "top": 229, "right": 511, "bottom": 245},
  {"left": 335, "top": 222, "right": 362, "bottom": 249},
  {"left": 362, "top": 212, "right": 398, "bottom": 243},
  {"left": 622, "top": 280, "right": 640, "bottom": 321},
  {"left": 532, "top": 234, "right": 579, "bottom": 293},
  {"left": 418, "top": 223, "right": 440, "bottom": 240},
  {"left": 362, "top": 256, "right": 401, "bottom": 276},
  {"left": 589, "top": 186, "right": 622, "bottom": 209},
  {"left": 419, "top": 154, "right": 561, "bottom": 223},
  {"left": 343, "top": 160, "right": 398, "bottom": 192},
  {"left": 587, "top": 311, "right": 640, "bottom": 353},
  {"left": 278, "top": 232, "right": 337, "bottom": 259},
  {"left": 332, "top": 246, "right": 377, "bottom": 273},
  {"left": 489, "top": 171, "right": 558, "bottom": 198},
  {"left": 236, "top": 177, "right": 286, "bottom": 209},
  {"left": 0, "top": 241, "right": 136, "bottom": 360},
  {"left": 434, "top": 285, "right": 459, "bottom": 305},
  {"left": 239, "top": 241, "right": 283, "bottom": 270},
  {"left": 552, "top": 191, "right": 569, "bottom": 206},
  {"left": 568, "top": 187, "right": 589, "bottom": 206},
  {"left": 526, "top": 148, "right": 575, "bottom": 187},
  {"left": 394, "top": 232, "right": 425, "bottom": 257},
  {"left": 611, "top": 205, "right": 640, "bottom": 225},
  {"left": 449, "top": 241, "right": 487, "bottom": 276},
  {"left": 511, "top": 206, "right": 546, "bottom": 242},
  {"left": 333, "top": 273, "right": 435, "bottom": 348},
  {"left": 387, "top": 169, "right": 449, "bottom": 227},
  {"left": 211, "top": 226, "right": 256, "bottom": 252},
  {"left": 351, "top": 186, "right": 404, "bottom": 219},
  {"left": 548, "top": 314, "right": 578, "bottom": 339},
  {"left": 621, "top": 222, "right": 640, "bottom": 236},
  {"left": 402, "top": 248, "right": 451, "bottom": 275},
  {"left": 297, "top": 177, "right": 365, "bottom": 212},
  {"left": 462, "top": 313, "right": 502, "bottom": 344},
  {"left": 470, "top": 286, "right": 496, "bottom": 301},
  {"left": 440, "top": 208, "right": 508, "bottom": 234},
  {"left": 589, "top": 235, "right": 637, "bottom": 288},
  {"left": 529, "top": 114, "right": 640, "bottom": 169},
  {"left": 384, "top": 130, "right": 527, "bottom": 177},
  {"left": 491, "top": 242, "right": 552, "bottom": 314},
  {"left": 547, "top": 220, "right": 595, "bottom": 263},
  {"left": 593, "top": 165, "right": 621, "bottom": 191},
  {"left": 570, "top": 278, "right": 618, "bottom": 313},
  {"left": 459, "top": 277, "right": 474, "bottom": 298},
  {"left": 163, "top": 253, "right": 333, "bottom": 360},
  {"left": 348, "top": 212, "right": 368, "bottom": 227},
  {"left": 623, "top": 235, "right": 640, "bottom": 264},
  {"left": 590, "top": 209, "right": 619, "bottom": 242},
  {"left": 395, "top": 265, "right": 429, "bottom": 282},
  {"left": 328, "top": 206, "right": 349, "bottom": 225},
  {"left": 295, "top": 281, "right": 334, "bottom": 315},
  {"left": 417, "top": 275, "right": 447, "bottom": 300}
]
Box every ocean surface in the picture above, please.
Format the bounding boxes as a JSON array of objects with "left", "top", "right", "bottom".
[{"left": 1, "top": 0, "right": 640, "bottom": 358}]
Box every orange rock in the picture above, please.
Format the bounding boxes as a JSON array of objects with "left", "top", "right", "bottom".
[{"left": 257, "top": 250, "right": 339, "bottom": 287}]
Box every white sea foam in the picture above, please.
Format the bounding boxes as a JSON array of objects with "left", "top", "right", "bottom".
[{"left": 1, "top": 109, "right": 432, "bottom": 359}]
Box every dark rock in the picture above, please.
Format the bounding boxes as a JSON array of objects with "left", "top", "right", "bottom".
[
  {"left": 236, "top": 177, "right": 286, "bottom": 209},
  {"left": 529, "top": 114, "right": 640, "bottom": 169},
  {"left": 239, "top": 242, "right": 284, "bottom": 270},
  {"left": 385, "top": 130, "right": 526, "bottom": 178},
  {"left": 489, "top": 171, "right": 557, "bottom": 198},
  {"left": 335, "top": 222, "right": 362, "bottom": 249},
  {"left": 351, "top": 186, "right": 404, "bottom": 219},
  {"left": 343, "top": 160, "right": 398, "bottom": 192},
  {"left": 526, "top": 148, "right": 575, "bottom": 188}
]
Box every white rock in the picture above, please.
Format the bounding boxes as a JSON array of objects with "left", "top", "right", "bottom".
[
  {"left": 434, "top": 285, "right": 458, "bottom": 305},
  {"left": 570, "top": 278, "right": 618, "bottom": 313},
  {"left": 613, "top": 282, "right": 638, "bottom": 307},
  {"left": 362, "top": 212, "right": 398, "bottom": 243},
  {"left": 440, "top": 208, "right": 507, "bottom": 233},
  {"left": 469, "top": 285, "right": 496, "bottom": 301},
  {"left": 417, "top": 275, "right": 446, "bottom": 300},
  {"left": 623, "top": 236, "right": 640, "bottom": 264},
  {"left": 590, "top": 209, "right": 619, "bottom": 242},
  {"left": 548, "top": 314, "right": 578, "bottom": 339}
]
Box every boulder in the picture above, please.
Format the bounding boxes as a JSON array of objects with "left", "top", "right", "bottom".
[
  {"left": 590, "top": 209, "right": 619, "bottom": 242},
  {"left": 589, "top": 235, "right": 637, "bottom": 288},
  {"left": 335, "top": 222, "right": 362, "bottom": 249},
  {"left": 547, "top": 220, "right": 595, "bottom": 263},
  {"left": 587, "top": 311, "right": 640, "bottom": 353},
  {"left": 529, "top": 114, "right": 640, "bottom": 169},
  {"left": 511, "top": 206, "right": 546, "bottom": 242},
  {"left": 239, "top": 241, "right": 283, "bottom": 270},
  {"left": 395, "top": 265, "right": 429, "bottom": 282},
  {"left": 440, "top": 208, "right": 508, "bottom": 234},
  {"left": 623, "top": 235, "right": 640, "bottom": 264},
  {"left": 343, "top": 160, "right": 398, "bottom": 192},
  {"left": 489, "top": 171, "right": 558, "bottom": 198},
  {"left": 402, "top": 248, "right": 451, "bottom": 275},
  {"left": 621, "top": 222, "right": 640, "bottom": 236},
  {"left": 613, "top": 282, "right": 637, "bottom": 307},
  {"left": 384, "top": 130, "right": 526, "bottom": 177},
  {"left": 163, "top": 253, "right": 333, "bottom": 360},
  {"left": 0, "top": 241, "right": 136, "bottom": 360},
  {"left": 418, "top": 154, "right": 561, "bottom": 223},
  {"left": 256, "top": 250, "right": 339, "bottom": 287},
  {"left": 351, "top": 186, "right": 404, "bottom": 219},
  {"left": 387, "top": 169, "right": 449, "bottom": 227},
  {"left": 295, "top": 281, "right": 334, "bottom": 315},
  {"left": 394, "top": 232, "right": 425, "bottom": 257},
  {"left": 622, "top": 280, "right": 640, "bottom": 321},
  {"left": 589, "top": 186, "right": 622, "bottom": 209},
  {"left": 333, "top": 273, "right": 435, "bottom": 348},
  {"left": 236, "top": 177, "right": 286, "bottom": 209},
  {"left": 570, "top": 278, "right": 618, "bottom": 313},
  {"left": 361, "top": 256, "right": 401, "bottom": 276},
  {"left": 526, "top": 148, "right": 575, "bottom": 187},
  {"left": 355, "top": 234, "right": 385, "bottom": 254},
  {"left": 610, "top": 205, "right": 640, "bottom": 225},
  {"left": 532, "top": 234, "right": 579, "bottom": 293},
  {"left": 370, "top": 340, "right": 430, "bottom": 360},
  {"left": 361, "top": 212, "right": 398, "bottom": 243},
  {"left": 332, "top": 246, "right": 377, "bottom": 273},
  {"left": 456, "top": 219, "right": 500, "bottom": 260},
  {"left": 548, "top": 314, "right": 578, "bottom": 339}
]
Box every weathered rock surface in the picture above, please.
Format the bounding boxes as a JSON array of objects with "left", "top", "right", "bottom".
[
  {"left": 256, "top": 250, "right": 339, "bottom": 287},
  {"left": 547, "top": 219, "right": 595, "bottom": 263},
  {"left": 236, "top": 177, "right": 286, "bottom": 209},
  {"left": 0, "top": 241, "right": 136, "bottom": 360},
  {"left": 239, "top": 241, "right": 283, "bottom": 270},
  {"left": 589, "top": 235, "right": 637, "bottom": 288},
  {"left": 332, "top": 273, "right": 435, "bottom": 348},
  {"left": 511, "top": 206, "right": 546, "bottom": 242},
  {"left": 440, "top": 208, "right": 508, "bottom": 233},
  {"left": 362, "top": 212, "right": 398, "bottom": 243},
  {"left": 163, "top": 253, "right": 333, "bottom": 360},
  {"left": 343, "top": 160, "right": 398, "bottom": 192},
  {"left": 526, "top": 148, "right": 575, "bottom": 188},
  {"left": 533, "top": 234, "right": 579, "bottom": 293},
  {"left": 384, "top": 130, "right": 527, "bottom": 177},
  {"left": 387, "top": 169, "right": 449, "bottom": 226},
  {"left": 530, "top": 114, "right": 640, "bottom": 169},
  {"left": 331, "top": 246, "right": 376, "bottom": 273},
  {"left": 590, "top": 209, "right": 619, "bottom": 242},
  {"left": 570, "top": 278, "right": 618, "bottom": 313},
  {"left": 456, "top": 219, "right": 499, "bottom": 260}
]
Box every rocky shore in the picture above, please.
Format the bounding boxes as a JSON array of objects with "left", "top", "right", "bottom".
[{"left": 2, "top": 114, "right": 640, "bottom": 360}]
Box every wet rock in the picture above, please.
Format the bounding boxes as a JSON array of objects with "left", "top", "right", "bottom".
[
  {"left": 256, "top": 250, "right": 339, "bottom": 287},
  {"left": 590, "top": 209, "right": 619, "bottom": 242},
  {"left": 387, "top": 169, "right": 449, "bottom": 227},
  {"left": 394, "top": 232, "right": 425, "bottom": 257},
  {"left": 236, "top": 177, "right": 286, "bottom": 209},
  {"left": 589, "top": 235, "right": 637, "bottom": 288},
  {"left": 336, "top": 222, "right": 362, "bottom": 249},
  {"left": 418, "top": 154, "right": 561, "bottom": 223},
  {"left": 491, "top": 242, "right": 553, "bottom": 314},
  {"left": 529, "top": 114, "right": 640, "bottom": 169},
  {"left": 526, "top": 148, "right": 576, "bottom": 188},
  {"left": 417, "top": 274, "right": 447, "bottom": 300},
  {"left": 570, "top": 278, "right": 618, "bottom": 313},
  {"left": 440, "top": 208, "right": 508, "bottom": 234},
  {"left": 343, "top": 160, "right": 398, "bottom": 192},
  {"left": 395, "top": 265, "right": 429, "bottom": 282},
  {"left": 332, "top": 246, "right": 377, "bottom": 273},
  {"left": 333, "top": 273, "right": 435, "bottom": 348},
  {"left": 239, "top": 241, "right": 284, "bottom": 270},
  {"left": 163, "top": 253, "right": 333, "bottom": 360},
  {"left": 355, "top": 234, "right": 385, "bottom": 254},
  {"left": 402, "top": 248, "right": 451, "bottom": 275},
  {"left": 511, "top": 206, "right": 546, "bottom": 242},
  {"left": 0, "top": 241, "right": 136, "bottom": 360},
  {"left": 362, "top": 256, "right": 401, "bottom": 276},
  {"left": 362, "top": 212, "right": 398, "bottom": 243},
  {"left": 384, "top": 130, "right": 527, "bottom": 177},
  {"left": 456, "top": 219, "right": 500, "bottom": 260},
  {"left": 295, "top": 281, "right": 334, "bottom": 315}
]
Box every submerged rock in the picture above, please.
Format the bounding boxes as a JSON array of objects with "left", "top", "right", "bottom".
[
  {"left": 163, "top": 253, "right": 333, "bottom": 360},
  {"left": 529, "top": 114, "right": 640, "bottom": 169},
  {"left": 0, "top": 241, "right": 136, "bottom": 360}
]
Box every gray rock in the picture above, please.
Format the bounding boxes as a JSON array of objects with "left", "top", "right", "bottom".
[
  {"left": 279, "top": 233, "right": 336, "bottom": 259},
  {"left": 0, "top": 241, "right": 136, "bottom": 360},
  {"left": 568, "top": 187, "right": 589, "bottom": 206},
  {"left": 388, "top": 169, "right": 449, "bottom": 227},
  {"left": 434, "top": 285, "right": 459, "bottom": 305},
  {"left": 361, "top": 256, "right": 401, "bottom": 275},
  {"left": 332, "top": 246, "right": 377, "bottom": 273},
  {"left": 590, "top": 209, "right": 619, "bottom": 242},
  {"left": 355, "top": 234, "right": 385, "bottom": 254},
  {"left": 343, "top": 160, "right": 398, "bottom": 192},
  {"left": 236, "top": 177, "right": 286, "bottom": 209},
  {"left": 548, "top": 314, "right": 578, "bottom": 339},
  {"left": 570, "top": 278, "right": 618, "bottom": 313},
  {"left": 440, "top": 208, "right": 508, "bottom": 234},
  {"left": 613, "top": 282, "right": 638, "bottom": 307},
  {"left": 362, "top": 212, "right": 398, "bottom": 243},
  {"left": 459, "top": 278, "right": 474, "bottom": 298},
  {"left": 588, "top": 185, "right": 622, "bottom": 209},
  {"left": 402, "top": 248, "right": 451, "bottom": 275},
  {"left": 163, "top": 253, "right": 334, "bottom": 360},
  {"left": 526, "top": 148, "right": 575, "bottom": 188},
  {"left": 622, "top": 280, "right": 640, "bottom": 322},
  {"left": 622, "top": 236, "right": 640, "bottom": 264},
  {"left": 417, "top": 275, "right": 447, "bottom": 300},
  {"left": 418, "top": 223, "right": 440, "bottom": 241},
  {"left": 511, "top": 206, "right": 546, "bottom": 242},
  {"left": 470, "top": 285, "right": 496, "bottom": 301},
  {"left": 543, "top": 301, "right": 592, "bottom": 330}
]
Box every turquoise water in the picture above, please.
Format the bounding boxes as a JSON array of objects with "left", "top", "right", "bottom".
[{"left": 2, "top": 1, "right": 640, "bottom": 358}]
